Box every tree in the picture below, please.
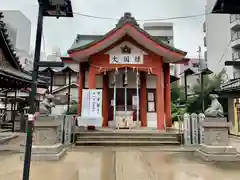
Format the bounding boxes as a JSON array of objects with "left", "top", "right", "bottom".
[
  {"left": 171, "top": 82, "right": 186, "bottom": 122},
  {"left": 186, "top": 69, "right": 227, "bottom": 113},
  {"left": 171, "top": 82, "right": 185, "bottom": 103}
]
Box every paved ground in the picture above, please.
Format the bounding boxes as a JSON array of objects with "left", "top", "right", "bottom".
[{"left": 1, "top": 147, "right": 240, "bottom": 180}]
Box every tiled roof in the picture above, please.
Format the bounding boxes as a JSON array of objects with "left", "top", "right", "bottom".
[
  {"left": 39, "top": 64, "right": 79, "bottom": 73},
  {"left": 0, "top": 12, "right": 23, "bottom": 70},
  {"left": 220, "top": 78, "right": 240, "bottom": 91},
  {"left": 0, "top": 12, "right": 48, "bottom": 87}
]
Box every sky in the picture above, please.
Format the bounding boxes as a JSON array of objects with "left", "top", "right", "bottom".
[{"left": 0, "top": 0, "right": 207, "bottom": 58}]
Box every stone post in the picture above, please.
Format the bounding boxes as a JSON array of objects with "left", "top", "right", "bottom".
[
  {"left": 21, "top": 115, "right": 66, "bottom": 161},
  {"left": 191, "top": 113, "right": 199, "bottom": 145},
  {"left": 183, "top": 113, "right": 191, "bottom": 145},
  {"left": 195, "top": 117, "right": 240, "bottom": 161}
]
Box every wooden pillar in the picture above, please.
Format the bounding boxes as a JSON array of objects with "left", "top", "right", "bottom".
[
  {"left": 156, "top": 61, "right": 165, "bottom": 130},
  {"left": 88, "top": 66, "right": 97, "bottom": 89},
  {"left": 140, "top": 72, "right": 147, "bottom": 127},
  {"left": 77, "top": 63, "right": 85, "bottom": 115},
  {"left": 102, "top": 73, "right": 109, "bottom": 127},
  {"left": 164, "top": 63, "right": 172, "bottom": 127}
]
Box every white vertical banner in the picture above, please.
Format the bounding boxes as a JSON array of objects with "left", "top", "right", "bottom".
[
  {"left": 89, "top": 90, "right": 102, "bottom": 117},
  {"left": 81, "top": 89, "right": 90, "bottom": 117},
  {"left": 183, "top": 113, "right": 191, "bottom": 145}
]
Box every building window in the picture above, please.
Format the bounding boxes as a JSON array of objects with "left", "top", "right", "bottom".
[
  {"left": 147, "top": 89, "right": 156, "bottom": 112},
  {"left": 24, "top": 58, "right": 28, "bottom": 65},
  {"left": 192, "top": 63, "right": 199, "bottom": 68},
  {"left": 53, "top": 74, "right": 66, "bottom": 86}
]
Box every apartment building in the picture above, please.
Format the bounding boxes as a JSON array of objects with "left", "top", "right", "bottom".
[
  {"left": 203, "top": 0, "right": 233, "bottom": 79},
  {"left": 230, "top": 14, "right": 240, "bottom": 78},
  {"left": 143, "top": 22, "right": 178, "bottom": 76},
  {"left": 1, "top": 10, "right": 32, "bottom": 70}
]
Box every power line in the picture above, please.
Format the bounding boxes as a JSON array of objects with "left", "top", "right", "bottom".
[
  {"left": 217, "top": 40, "right": 232, "bottom": 65},
  {"left": 73, "top": 12, "right": 210, "bottom": 22}
]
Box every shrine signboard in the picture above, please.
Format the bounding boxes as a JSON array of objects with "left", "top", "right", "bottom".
[
  {"left": 81, "top": 89, "right": 102, "bottom": 117},
  {"left": 109, "top": 54, "right": 144, "bottom": 64},
  {"left": 89, "top": 90, "right": 102, "bottom": 117},
  {"left": 79, "top": 89, "right": 102, "bottom": 127}
]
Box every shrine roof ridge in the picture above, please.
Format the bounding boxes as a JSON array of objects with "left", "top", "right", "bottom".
[{"left": 68, "top": 12, "right": 187, "bottom": 56}]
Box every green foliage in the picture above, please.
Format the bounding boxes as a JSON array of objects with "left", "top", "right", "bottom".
[
  {"left": 170, "top": 69, "right": 227, "bottom": 116},
  {"left": 67, "top": 104, "right": 78, "bottom": 114},
  {"left": 171, "top": 82, "right": 186, "bottom": 121},
  {"left": 186, "top": 69, "right": 227, "bottom": 113},
  {"left": 171, "top": 103, "right": 186, "bottom": 122},
  {"left": 171, "top": 82, "right": 185, "bottom": 103},
  {"left": 65, "top": 100, "right": 78, "bottom": 115}
]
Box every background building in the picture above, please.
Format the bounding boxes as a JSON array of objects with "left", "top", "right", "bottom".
[
  {"left": 230, "top": 14, "right": 240, "bottom": 79},
  {"left": 178, "top": 58, "right": 202, "bottom": 92},
  {"left": 1, "top": 10, "right": 32, "bottom": 70},
  {"left": 203, "top": 0, "right": 233, "bottom": 79},
  {"left": 143, "top": 22, "right": 178, "bottom": 76}
]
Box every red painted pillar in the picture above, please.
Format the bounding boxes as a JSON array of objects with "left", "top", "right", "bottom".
[
  {"left": 164, "top": 63, "right": 172, "bottom": 127},
  {"left": 140, "top": 72, "right": 147, "bottom": 127},
  {"left": 77, "top": 63, "right": 85, "bottom": 115},
  {"left": 156, "top": 60, "right": 165, "bottom": 130},
  {"left": 88, "top": 66, "right": 97, "bottom": 89},
  {"left": 102, "top": 73, "right": 109, "bottom": 127}
]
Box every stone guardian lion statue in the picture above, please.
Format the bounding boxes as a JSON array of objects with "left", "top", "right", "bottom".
[{"left": 204, "top": 94, "right": 224, "bottom": 117}]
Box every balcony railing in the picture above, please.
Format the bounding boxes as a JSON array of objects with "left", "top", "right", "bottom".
[
  {"left": 231, "top": 31, "right": 240, "bottom": 41},
  {"left": 230, "top": 14, "right": 240, "bottom": 23},
  {"left": 203, "top": 22, "right": 206, "bottom": 32},
  {"left": 233, "top": 51, "right": 240, "bottom": 60},
  {"left": 204, "top": 36, "right": 207, "bottom": 47}
]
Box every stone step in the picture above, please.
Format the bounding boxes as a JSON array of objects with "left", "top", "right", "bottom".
[
  {"left": 75, "top": 132, "right": 179, "bottom": 137},
  {"left": 76, "top": 136, "right": 178, "bottom": 141},
  {"left": 75, "top": 140, "right": 180, "bottom": 146}
]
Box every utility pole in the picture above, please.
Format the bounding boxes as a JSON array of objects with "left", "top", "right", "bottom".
[
  {"left": 22, "top": 3, "right": 44, "bottom": 180},
  {"left": 197, "top": 46, "right": 205, "bottom": 113},
  {"left": 22, "top": 1, "right": 73, "bottom": 180}
]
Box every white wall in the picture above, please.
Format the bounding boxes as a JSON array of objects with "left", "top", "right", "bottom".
[
  {"left": 143, "top": 22, "right": 174, "bottom": 39},
  {"left": 53, "top": 87, "right": 78, "bottom": 101},
  {"left": 52, "top": 87, "right": 78, "bottom": 115}
]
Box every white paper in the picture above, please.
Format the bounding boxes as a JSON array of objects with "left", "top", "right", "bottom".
[
  {"left": 148, "top": 93, "right": 154, "bottom": 101},
  {"left": 81, "top": 89, "right": 90, "bottom": 117},
  {"left": 148, "top": 102, "right": 155, "bottom": 112}
]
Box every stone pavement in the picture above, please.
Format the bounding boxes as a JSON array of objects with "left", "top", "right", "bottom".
[
  {"left": 230, "top": 137, "right": 240, "bottom": 152},
  {"left": 1, "top": 147, "right": 240, "bottom": 180}
]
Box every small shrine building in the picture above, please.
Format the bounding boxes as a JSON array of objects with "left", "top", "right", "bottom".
[{"left": 67, "top": 13, "right": 188, "bottom": 130}]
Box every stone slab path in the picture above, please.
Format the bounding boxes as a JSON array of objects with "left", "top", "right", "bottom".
[{"left": 1, "top": 147, "right": 240, "bottom": 180}]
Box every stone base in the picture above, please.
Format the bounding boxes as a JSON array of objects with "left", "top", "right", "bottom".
[
  {"left": 0, "top": 133, "right": 18, "bottom": 144},
  {"left": 195, "top": 144, "right": 240, "bottom": 162},
  {"left": 21, "top": 143, "right": 66, "bottom": 161}
]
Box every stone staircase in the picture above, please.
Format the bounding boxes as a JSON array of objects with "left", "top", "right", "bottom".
[
  {"left": 0, "top": 121, "right": 13, "bottom": 132},
  {"left": 75, "top": 131, "right": 182, "bottom": 146}
]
